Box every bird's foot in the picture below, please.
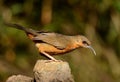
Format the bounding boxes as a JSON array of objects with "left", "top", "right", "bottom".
[{"left": 45, "top": 59, "right": 62, "bottom": 63}]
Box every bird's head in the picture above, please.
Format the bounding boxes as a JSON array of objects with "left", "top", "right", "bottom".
[{"left": 75, "top": 35, "right": 96, "bottom": 55}]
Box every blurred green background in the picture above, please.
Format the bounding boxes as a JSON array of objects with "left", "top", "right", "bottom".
[{"left": 0, "top": 0, "right": 120, "bottom": 82}]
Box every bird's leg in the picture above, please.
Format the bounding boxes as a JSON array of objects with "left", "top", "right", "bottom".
[{"left": 41, "top": 51, "right": 57, "bottom": 61}]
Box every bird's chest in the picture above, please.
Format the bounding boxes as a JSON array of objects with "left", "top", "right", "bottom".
[{"left": 35, "top": 43, "right": 78, "bottom": 55}]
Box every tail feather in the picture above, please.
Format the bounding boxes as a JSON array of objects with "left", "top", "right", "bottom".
[{"left": 5, "top": 23, "right": 38, "bottom": 36}]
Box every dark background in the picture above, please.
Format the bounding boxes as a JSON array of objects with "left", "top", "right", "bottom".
[{"left": 0, "top": 0, "right": 120, "bottom": 82}]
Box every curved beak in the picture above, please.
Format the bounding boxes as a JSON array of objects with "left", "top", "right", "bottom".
[{"left": 86, "top": 46, "right": 96, "bottom": 56}]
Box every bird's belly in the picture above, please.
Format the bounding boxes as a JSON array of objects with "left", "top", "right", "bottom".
[{"left": 35, "top": 43, "right": 70, "bottom": 55}]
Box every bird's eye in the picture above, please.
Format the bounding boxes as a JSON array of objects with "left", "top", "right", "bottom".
[
  {"left": 82, "top": 41, "right": 87, "bottom": 44},
  {"left": 82, "top": 41, "right": 89, "bottom": 45}
]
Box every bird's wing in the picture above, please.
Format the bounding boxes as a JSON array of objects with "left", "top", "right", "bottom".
[{"left": 32, "top": 33, "right": 71, "bottom": 49}]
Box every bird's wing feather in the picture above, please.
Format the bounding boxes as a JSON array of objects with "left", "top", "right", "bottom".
[{"left": 32, "top": 33, "right": 71, "bottom": 49}]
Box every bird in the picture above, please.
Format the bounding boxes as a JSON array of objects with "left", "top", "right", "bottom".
[{"left": 5, "top": 23, "right": 96, "bottom": 61}]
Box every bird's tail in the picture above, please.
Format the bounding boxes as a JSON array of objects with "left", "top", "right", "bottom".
[{"left": 5, "top": 23, "right": 38, "bottom": 36}]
